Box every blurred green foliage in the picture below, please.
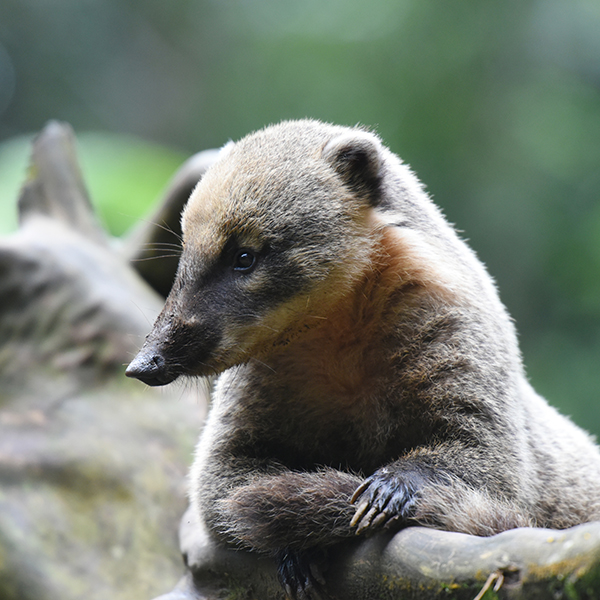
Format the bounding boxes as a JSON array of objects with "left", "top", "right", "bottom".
[{"left": 0, "top": 0, "right": 599, "bottom": 434}]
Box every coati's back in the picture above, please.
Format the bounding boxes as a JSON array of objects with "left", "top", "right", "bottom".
[{"left": 127, "top": 120, "right": 600, "bottom": 600}]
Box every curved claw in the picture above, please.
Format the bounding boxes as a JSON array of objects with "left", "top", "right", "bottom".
[
  {"left": 350, "top": 476, "right": 372, "bottom": 504},
  {"left": 350, "top": 467, "right": 424, "bottom": 535},
  {"left": 277, "top": 549, "right": 326, "bottom": 600}
]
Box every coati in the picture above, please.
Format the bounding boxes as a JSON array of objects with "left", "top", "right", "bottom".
[{"left": 126, "top": 120, "right": 600, "bottom": 600}]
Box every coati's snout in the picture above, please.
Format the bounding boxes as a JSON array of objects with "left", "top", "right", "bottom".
[
  {"left": 126, "top": 287, "right": 224, "bottom": 386},
  {"left": 125, "top": 345, "right": 172, "bottom": 387},
  {"left": 125, "top": 317, "right": 222, "bottom": 386}
]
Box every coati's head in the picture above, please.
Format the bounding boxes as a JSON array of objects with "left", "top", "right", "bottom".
[{"left": 126, "top": 121, "right": 392, "bottom": 386}]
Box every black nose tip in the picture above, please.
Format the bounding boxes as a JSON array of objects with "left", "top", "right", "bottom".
[{"left": 125, "top": 352, "right": 178, "bottom": 386}]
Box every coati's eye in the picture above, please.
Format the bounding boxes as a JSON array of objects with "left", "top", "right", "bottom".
[{"left": 232, "top": 249, "right": 257, "bottom": 273}]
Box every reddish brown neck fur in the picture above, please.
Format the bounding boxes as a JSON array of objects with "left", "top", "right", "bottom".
[{"left": 262, "top": 224, "right": 428, "bottom": 409}]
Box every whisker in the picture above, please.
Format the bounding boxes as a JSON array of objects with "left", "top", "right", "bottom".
[
  {"left": 138, "top": 242, "right": 183, "bottom": 249},
  {"left": 134, "top": 246, "right": 182, "bottom": 255},
  {"left": 128, "top": 299, "right": 155, "bottom": 327},
  {"left": 137, "top": 248, "right": 182, "bottom": 254},
  {"left": 248, "top": 357, "right": 277, "bottom": 373},
  {"left": 131, "top": 254, "right": 182, "bottom": 262},
  {"left": 154, "top": 221, "right": 184, "bottom": 243},
  {"left": 134, "top": 216, "right": 184, "bottom": 243}
]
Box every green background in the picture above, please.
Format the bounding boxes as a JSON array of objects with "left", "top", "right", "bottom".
[{"left": 1, "top": 0, "right": 600, "bottom": 436}]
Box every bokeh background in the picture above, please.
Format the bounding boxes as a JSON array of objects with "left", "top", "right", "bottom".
[{"left": 1, "top": 0, "right": 600, "bottom": 435}]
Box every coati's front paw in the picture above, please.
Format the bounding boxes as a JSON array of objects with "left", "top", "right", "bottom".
[
  {"left": 350, "top": 467, "right": 423, "bottom": 534},
  {"left": 277, "top": 549, "right": 326, "bottom": 600}
]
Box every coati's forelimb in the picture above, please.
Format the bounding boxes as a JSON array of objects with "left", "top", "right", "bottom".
[
  {"left": 214, "top": 468, "right": 361, "bottom": 552},
  {"left": 209, "top": 447, "right": 533, "bottom": 555}
]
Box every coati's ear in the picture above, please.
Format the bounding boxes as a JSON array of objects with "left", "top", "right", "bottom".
[{"left": 322, "top": 130, "right": 383, "bottom": 205}]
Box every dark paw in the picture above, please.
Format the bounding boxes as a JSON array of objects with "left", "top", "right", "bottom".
[
  {"left": 277, "top": 549, "right": 326, "bottom": 600},
  {"left": 350, "top": 467, "right": 423, "bottom": 534}
]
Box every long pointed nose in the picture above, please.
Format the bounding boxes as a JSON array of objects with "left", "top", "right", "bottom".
[{"left": 125, "top": 350, "right": 178, "bottom": 386}]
